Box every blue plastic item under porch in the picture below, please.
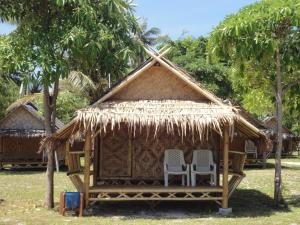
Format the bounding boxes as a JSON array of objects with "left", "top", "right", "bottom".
[{"left": 65, "top": 192, "right": 80, "bottom": 209}]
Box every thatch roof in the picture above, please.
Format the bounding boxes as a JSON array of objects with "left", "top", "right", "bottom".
[
  {"left": 263, "top": 116, "right": 298, "bottom": 139},
  {"left": 76, "top": 100, "right": 238, "bottom": 139},
  {"left": 0, "top": 101, "right": 64, "bottom": 138}
]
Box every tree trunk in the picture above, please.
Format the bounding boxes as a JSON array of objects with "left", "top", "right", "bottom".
[
  {"left": 43, "top": 83, "right": 56, "bottom": 209},
  {"left": 274, "top": 47, "right": 283, "bottom": 206}
]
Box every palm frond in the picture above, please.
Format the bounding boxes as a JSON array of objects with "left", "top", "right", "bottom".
[{"left": 68, "top": 70, "right": 97, "bottom": 92}]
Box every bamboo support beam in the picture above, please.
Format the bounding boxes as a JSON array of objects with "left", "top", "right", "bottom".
[
  {"left": 229, "top": 150, "right": 246, "bottom": 155},
  {"left": 97, "top": 47, "right": 171, "bottom": 103},
  {"left": 65, "top": 141, "right": 70, "bottom": 167},
  {"left": 222, "top": 125, "right": 229, "bottom": 209},
  {"left": 144, "top": 47, "right": 221, "bottom": 106},
  {"left": 90, "top": 186, "right": 223, "bottom": 193},
  {"left": 84, "top": 131, "right": 92, "bottom": 206}
]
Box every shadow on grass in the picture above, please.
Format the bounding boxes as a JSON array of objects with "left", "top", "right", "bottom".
[
  {"left": 0, "top": 166, "right": 68, "bottom": 175},
  {"left": 286, "top": 195, "right": 300, "bottom": 208},
  {"left": 84, "top": 189, "right": 289, "bottom": 219},
  {"left": 244, "top": 162, "right": 300, "bottom": 171}
]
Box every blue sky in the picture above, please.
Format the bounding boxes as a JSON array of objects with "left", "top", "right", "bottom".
[
  {"left": 134, "top": 0, "right": 258, "bottom": 39},
  {"left": 0, "top": 0, "right": 258, "bottom": 38}
]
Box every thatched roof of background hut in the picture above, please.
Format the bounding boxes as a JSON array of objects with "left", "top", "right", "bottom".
[{"left": 0, "top": 101, "right": 63, "bottom": 138}]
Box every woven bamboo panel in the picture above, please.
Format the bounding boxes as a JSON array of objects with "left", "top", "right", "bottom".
[
  {"left": 2, "top": 137, "right": 42, "bottom": 162},
  {"left": 132, "top": 126, "right": 217, "bottom": 179},
  {"left": 20, "top": 137, "right": 42, "bottom": 160},
  {"left": 98, "top": 124, "right": 221, "bottom": 181},
  {"left": 1, "top": 137, "right": 42, "bottom": 161},
  {"left": 100, "top": 125, "right": 131, "bottom": 178},
  {"left": 2, "top": 137, "right": 20, "bottom": 160},
  {"left": 110, "top": 66, "right": 207, "bottom": 101}
]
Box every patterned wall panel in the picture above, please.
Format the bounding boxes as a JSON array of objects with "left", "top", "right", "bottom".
[
  {"left": 99, "top": 124, "right": 220, "bottom": 180},
  {"left": 100, "top": 126, "right": 131, "bottom": 178},
  {"left": 132, "top": 127, "right": 218, "bottom": 179}
]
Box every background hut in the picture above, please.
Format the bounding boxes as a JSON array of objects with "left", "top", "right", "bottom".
[
  {"left": 44, "top": 48, "right": 269, "bottom": 213},
  {"left": 0, "top": 102, "right": 64, "bottom": 169},
  {"left": 234, "top": 107, "right": 272, "bottom": 167},
  {"left": 264, "top": 116, "right": 299, "bottom": 156}
]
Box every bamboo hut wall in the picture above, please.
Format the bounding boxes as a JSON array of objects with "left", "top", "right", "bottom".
[
  {"left": 97, "top": 123, "right": 220, "bottom": 180},
  {"left": 110, "top": 66, "right": 207, "bottom": 101},
  {"left": 1, "top": 137, "right": 42, "bottom": 162}
]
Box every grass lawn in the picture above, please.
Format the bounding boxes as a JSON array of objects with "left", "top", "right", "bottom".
[{"left": 1, "top": 158, "right": 300, "bottom": 225}]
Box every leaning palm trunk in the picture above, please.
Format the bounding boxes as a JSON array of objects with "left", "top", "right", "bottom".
[{"left": 274, "top": 48, "right": 283, "bottom": 206}]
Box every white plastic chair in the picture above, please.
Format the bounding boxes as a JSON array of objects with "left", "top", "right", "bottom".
[
  {"left": 191, "top": 150, "right": 216, "bottom": 186},
  {"left": 245, "top": 140, "right": 257, "bottom": 158},
  {"left": 164, "top": 149, "right": 190, "bottom": 187}
]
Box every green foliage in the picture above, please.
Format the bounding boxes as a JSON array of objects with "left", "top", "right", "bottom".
[
  {"left": 33, "top": 90, "right": 89, "bottom": 124},
  {"left": 0, "top": 76, "right": 18, "bottom": 120},
  {"left": 167, "top": 36, "right": 233, "bottom": 98},
  {"left": 55, "top": 91, "right": 89, "bottom": 123},
  {"left": 209, "top": 0, "right": 300, "bottom": 132},
  {"left": 284, "top": 86, "right": 300, "bottom": 135},
  {"left": 242, "top": 89, "right": 273, "bottom": 118},
  {"left": 0, "top": 0, "right": 141, "bottom": 88}
]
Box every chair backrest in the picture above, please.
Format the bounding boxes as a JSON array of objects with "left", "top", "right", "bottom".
[
  {"left": 164, "top": 149, "right": 185, "bottom": 168},
  {"left": 245, "top": 140, "right": 257, "bottom": 154},
  {"left": 192, "top": 150, "right": 214, "bottom": 168}
]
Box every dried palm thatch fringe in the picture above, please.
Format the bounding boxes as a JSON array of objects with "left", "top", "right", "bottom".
[
  {"left": 40, "top": 100, "right": 239, "bottom": 151},
  {"left": 76, "top": 100, "right": 238, "bottom": 140}
]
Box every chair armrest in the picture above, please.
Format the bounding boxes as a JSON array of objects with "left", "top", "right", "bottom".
[
  {"left": 191, "top": 163, "right": 196, "bottom": 172},
  {"left": 212, "top": 163, "right": 217, "bottom": 172},
  {"left": 164, "top": 163, "right": 168, "bottom": 172},
  {"left": 210, "top": 163, "right": 217, "bottom": 171}
]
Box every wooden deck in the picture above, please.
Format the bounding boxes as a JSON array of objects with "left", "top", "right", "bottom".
[{"left": 88, "top": 185, "right": 223, "bottom": 204}]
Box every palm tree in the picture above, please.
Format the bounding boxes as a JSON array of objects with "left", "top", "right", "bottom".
[
  {"left": 136, "top": 19, "right": 162, "bottom": 63},
  {"left": 19, "top": 74, "right": 42, "bottom": 96},
  {"left": 64, "top": 70, "right": 107, "bottom": 104},
  {"left": 138, "top": 19, "right": 161, "bottom": 46}
]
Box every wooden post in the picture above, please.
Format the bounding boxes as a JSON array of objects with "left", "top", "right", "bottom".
[
  {"left": 54, "top": 151, "right": 59, "bottom": 172},
  {"left": 262, "top": 150, "right": 267, "bottom": 169},
  {"left": 222, "top": 125, "right": 229, "bottom": 209},
  {"left": 93, "top": 135, "right": 99, "bottom": 186},
  {"left": 65, "top": 141, "right": 70, "bottom": 167},
  {"left": 84, "top": 131, "right": 92, "bottom": 206},
  {"left": 0, "top": 137, "right": 3, "bottom": 169}
]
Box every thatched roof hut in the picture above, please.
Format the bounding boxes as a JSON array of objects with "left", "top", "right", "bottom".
[
  {"left": 231, "top": 106, "right": 272, "bottom": 167},
  {"left": 0, "top": 102, "right": 64, "bottom": 168},
  {"left": 264, "top": 116, "right": 299, "bottom": 155},
  {"left": 44, "top": 49, "right": 268, "bottom": 213}
]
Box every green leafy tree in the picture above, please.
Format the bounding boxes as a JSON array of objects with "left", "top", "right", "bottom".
[
  {"left": 0, "top": 0, "right": 139, "bottom": 208},
  {"left": 34, "top": 90, "right": 89, "bottom": 124},
  {"left": 209, "top": 0, "right": 300, "bottom": 205},
  {"left": 167, "top": 36, "right": 233, "bottom": 99},
  {"left": 0, "top": 76, "right": 18, "bottom": 119}
]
